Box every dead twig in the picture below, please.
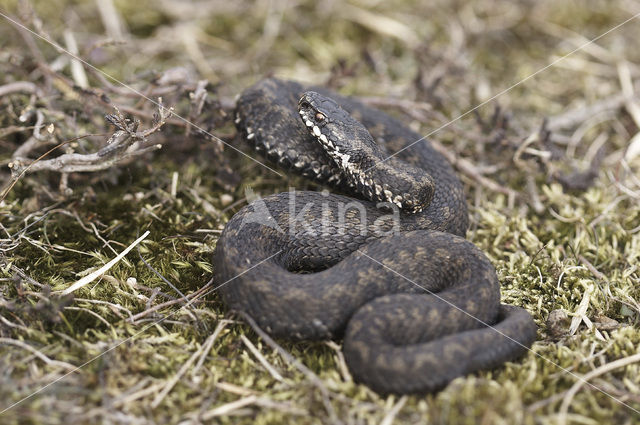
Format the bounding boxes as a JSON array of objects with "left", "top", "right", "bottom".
[
  {"left": 558, "top": 353, "right": 640, "bottom": 425},
  {"left": 0, "top": 337, "right": 77, "bottom": 371},
  {"left": 7, "top": 102, "right": 171, "bottom": 178},
  {"left": 0, "top": 81, "right": 44, "bottom": 97},
  {"left": 240, "top": 334, "right": 284, "bottom": 382},
  {"left": 430, "top": 139, "right": 520, "bottom": 200},
  {"left": 546, "top": 93, "right": 631, "bottom": 131},
  {"left": 238, "top": 311, "right": 341, "bottom": 425},
  {"left": 126, "top": 279, "right": 213, "bottom": 323}
]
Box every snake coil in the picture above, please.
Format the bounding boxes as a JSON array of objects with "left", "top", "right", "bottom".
[{"left": 213, "top": 78, "right": 536, "bottom": 394}]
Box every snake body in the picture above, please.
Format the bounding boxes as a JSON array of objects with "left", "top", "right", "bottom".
[{"left": 213, "top": 78, "right": 536, "bottom": 394}]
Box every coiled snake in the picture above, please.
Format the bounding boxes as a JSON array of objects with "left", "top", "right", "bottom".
[{"left": 213, "top": 78, "right": 536, "bottom": 394}]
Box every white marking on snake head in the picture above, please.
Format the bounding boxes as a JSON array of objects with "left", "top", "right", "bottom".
[
  {"left": 334, "top": 152, "right": 351, "bottom": 169},
  {"left": 247, "top": 133, "right": 255, "bottom": 140},
  {"left": 313, "top": 126, "right": 321, "bottom": 137},
  {"left": 319, "top": 134, "right": 328, "bottom": 144},
  {"left": 305, "top": 120, "right": 313, "bottom": 127}
]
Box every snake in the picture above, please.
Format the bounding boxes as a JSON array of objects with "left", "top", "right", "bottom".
[{"left": 213, "top": 78, "right": 537, "bottom": 394}]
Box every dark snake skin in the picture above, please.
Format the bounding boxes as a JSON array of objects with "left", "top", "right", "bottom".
[{"left": 213, "top": 78, "right": 537, "bottom": 394}]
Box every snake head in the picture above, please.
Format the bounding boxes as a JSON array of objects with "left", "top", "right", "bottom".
[
  {"left": 298, "top": 91, "right": 434, "bottom": 213},
  {"left": 298, "top": 91, "right": 383, "bottom": 176}
]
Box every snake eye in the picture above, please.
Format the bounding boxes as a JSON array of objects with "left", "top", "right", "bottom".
[{"left": 315, "top": 112, "right": 325, "bottom": 121}]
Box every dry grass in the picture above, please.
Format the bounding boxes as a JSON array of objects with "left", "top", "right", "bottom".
[{"left": 1, "top": 0, "right": 640, "bottom": 424}]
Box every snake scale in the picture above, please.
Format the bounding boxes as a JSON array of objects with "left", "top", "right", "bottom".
[{"left": 213, "top": 78, "right": 537, "bottom": 394}]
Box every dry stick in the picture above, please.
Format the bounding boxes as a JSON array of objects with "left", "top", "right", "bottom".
[
  {"left": 5, "top": 263, "right": 46, "bottom": 288},
  {"left": 577, "top": 255, "right": 608, "bottom": 282},
  {"left": 134, "top": 251, "right": 201, "bottom": 324},
  {"left": 199, "top": 396, "right": 306, "bottom": 420},
  {"left": 136, "top": 251, "right": 187, "bottom": 302},
  {"left": 8, "top": 103, "right": 170, "bottom": 180},
  {"left": 546, "top": 93, "right": 631, "bottom": 131},
  {"left": 150, "top": 340, "right": 205, "bottom": 408},
  {"left": 201, "top": 395, "right": 257, "bottom": 419},
  {"left": 214, "top": 381, "right": 257, "bottom": 397},
  {"left": 63, "top": 29, "right": 88, "bottom": 89},
  {"left": 186, "top": 80, "right": 208, "bottom": 138},
  {"left": 64, "top": 306, "right": 116, "bottom": 337},
  {"left": 0, "top": 315, "right": 30, "bottom": 332},
  {"left": 95, "top": 0, "right": 126, "bottom": 39},
  {"left": 4, "top": 13, "right": 281, "bottom": 176},
  {"left": 324, "top": 341, "right": 352, "bottom": 383},
  {"left": 192, "top": 320, "right": 231, "bottom": 376},
  {"left": 11, "top": 140, "right": 161, "bottom": 173},
  {"left": 617, "top": 61, "right": 640, "bottom": 163},
  {"left": 0, "top": 338, "right": 76, "bottom": 371},
  {"left": 1, "top": 134, "right": 102, "bottom": 203},
  {"left": 429, "top": 139, "right": 519, "bottom": 199},
  {"left": 239, "top": 312, "right": 340, "bottom": 425},
  {"left": 112, "top": 382, "right": 167, "bottom": 408},
  {"left": 151, "top": 320, "right": 230, "bottom": 407},
  {"left": 525, "top": 174, "right": 545, "bottom": 214},
  {"left": 617, "top": 61, "right": 640, "bottom": 128},
  {"left": 127, "top": 280, "right": 213, "bottom": 323},
  {"left": 240, "top": 335, "right": 284, "bottom": 382},
  {"left": 558, "top": 353, "right": 640, "bottom": 425},
  {"left": 115, "top": 276, "right": 178, "bottom": 304},
  {"left": 0, "top": 125, "right": 37, "bottom": 140},
  {"left": 61, "top": 231, "right": 150, "bottom": 295},
  {"left": 0, "top": 81, "right": 44, "bottom": 97},
  {"left": 73, "top": 297, "right": 134, "bottom": 321},
  {"left": 138, "top": 250, "right": 204, "bottom": 322},
  {"left": 87, "top": 219, "right": 120, "bottom": 258},
  {"left": 380, "top": 395, "right": 408, "bottom": 425}
]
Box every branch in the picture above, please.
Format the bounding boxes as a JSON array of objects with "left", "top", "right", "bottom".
[{"left": 8, "top": 101, "right": 172, "bottom": 176}]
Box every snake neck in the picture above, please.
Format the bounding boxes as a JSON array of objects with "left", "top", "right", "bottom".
[
  {"left": 299, "top": 91, "right": 434, "bottom": 212},
  {"left": 338, "top": 152, "right": 435, "bottom": 212}
]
